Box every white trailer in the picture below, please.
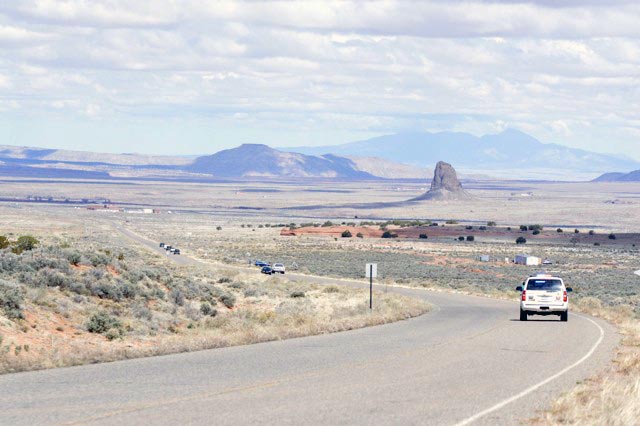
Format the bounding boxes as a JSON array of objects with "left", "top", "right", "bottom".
[{"left": 515, "top": 254, "right": 541, "bottom": 266}]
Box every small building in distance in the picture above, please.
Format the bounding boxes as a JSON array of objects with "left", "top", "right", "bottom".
[{"left": 515, "top": 254, "right": 541, "bottom": 266}]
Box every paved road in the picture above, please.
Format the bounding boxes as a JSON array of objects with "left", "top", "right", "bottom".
[{"left": 0, "top": 224, "right": 618, "bottom": 425}]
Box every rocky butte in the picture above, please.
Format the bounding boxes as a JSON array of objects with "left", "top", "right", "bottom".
[{"left": 411, "top": 161, "right": 470, "bottom": 201}]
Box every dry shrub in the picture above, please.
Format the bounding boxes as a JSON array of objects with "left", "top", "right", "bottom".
[{"left": 533, "top": 304, "right": 640, "bottom": 425}]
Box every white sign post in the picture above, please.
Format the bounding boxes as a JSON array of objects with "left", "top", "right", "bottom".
[{"left": 366, "top": 263, "right": 377, "bottom": 310}]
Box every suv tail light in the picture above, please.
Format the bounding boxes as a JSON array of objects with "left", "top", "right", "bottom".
[
  {"left": 521, "top": 290, "right": 526, "bottom": 301},
  {"left": 563, "top": 290, "right": 568, "bottom": 302}
]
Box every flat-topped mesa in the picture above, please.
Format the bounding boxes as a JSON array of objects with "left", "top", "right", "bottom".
[{"left": 412, "top": 161, "right": 469, "bottom": 201}]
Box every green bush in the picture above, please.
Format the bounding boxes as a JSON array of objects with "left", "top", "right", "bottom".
[
  {"left": 86, "top": 312, "right": 121, "bottom": 334},
  {"left": 466, "top": 235, "right": 475, "bottom": 242},
  {"left": 11, "top": 235, "right": 39, "bottom": 254},
  {"left": 0, "top": 280, "right": 24, "bottom": 320},
  {"left": 0, "top": 236, "right": 10, "bottom": 250},
  {"left": 67, "top": 251, "right": 82, "bottom": 266},
  {"left": 519, "top": 225, "right": 528, "bottom": 231},
  {"left": 381, "top": 231, "right": 397, "bottom": 239},
  {"left": 532, "top": 230, "right": 541, "bottom": 235},
  {"left": 170, "top": 288, "right": 185, "bottom": 306},
  {"left": 516, "top": 236, "right": 527, "bottom": 244},
  {"left": 419, "top": 234, "right": 428, "bottom": 239},
  {"left": 341, "top": 230, "right": 352, "bottom": 238},
  {"left": 574, "top": 229, "right": 580, "bottom": 234},
  {"left": 608, "top": 233, "right": 616, "bottom": 240},
  {"left": 219, "top": 293, "right": 236, "bottom": 308},
  {"left": 458, "top": 236, "right": 465, "bottom": 241},
  {"left": 321, "top": 221, "right": 334, "bottom": 227},
  {"left": 356, "top": 232, "right": 364, "bottom": 238},
  {"left": 200, "top": 302, "right": 217, "bottom": 317},
  {"left": 290, "top": 291, "right": 306, "bottom": 298},
  {"left": 487, "top": 221, "right": 497, "bottom": 226},
  {"left": 589, "top": 230, "right": 596, "bottom": 235}
]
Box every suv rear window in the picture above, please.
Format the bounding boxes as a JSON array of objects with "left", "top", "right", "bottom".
[{"left": 526, "top": 279, "right": 563, "bottom": 291}]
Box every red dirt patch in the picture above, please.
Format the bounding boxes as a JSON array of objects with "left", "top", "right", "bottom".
[{"left": 281, "top": 226, "right": 383, "bottom": 238}]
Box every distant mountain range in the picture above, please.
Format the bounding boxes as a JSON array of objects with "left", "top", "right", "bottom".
[
  {"left": 0, "top": 144, "right": 416, "bottom": 180},
  {"left": 1, "top": 128, "right": 637, "bottom": 181},
  {"left": 284, "top": 129, "right": 640, "bottom": 178},
  {"left": 593, "top": 170, "right": 640, "bottom": 182}
]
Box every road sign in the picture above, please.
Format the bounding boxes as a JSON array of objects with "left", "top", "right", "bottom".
[
  {"left": 366, "top": 263, "right": 377, "bottom": 310},
  {"left": 366, "top": 263, "right": 377, "bottom": 278}
]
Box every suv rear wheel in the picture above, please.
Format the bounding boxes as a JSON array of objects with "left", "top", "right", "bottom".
[
  {"left": 560, "top": 311, "right": 568, "bottom": 322},
  {"left": 520, "top": 309, "right": 527, "bottom": 321}
]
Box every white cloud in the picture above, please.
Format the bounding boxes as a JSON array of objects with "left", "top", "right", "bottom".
[{"left": 0, "top": 1, "right": 639, "bottom": 158}]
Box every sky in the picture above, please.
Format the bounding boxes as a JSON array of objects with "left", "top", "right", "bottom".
[{"left": 1, "top": 0, "right": 639, "bottom": 159}]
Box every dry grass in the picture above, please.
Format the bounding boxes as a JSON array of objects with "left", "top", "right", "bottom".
[
  {"left": 0, "top": 210, "right": 431, "bottom": 374},
  {"left": 0, "top": 283, "right": 429, "bottom": 374},
  {"left": 528, "top": 299, "right": 640, "bottom": 425}
]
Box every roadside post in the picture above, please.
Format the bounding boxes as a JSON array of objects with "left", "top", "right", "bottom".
[{"left": 366, "top": 263, "right": 377, "bottom": 310}]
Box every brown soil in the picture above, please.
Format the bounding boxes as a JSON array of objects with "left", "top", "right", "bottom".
[
  {"left": 282, "top": 225, "right": 640, "bottom": 246},
  {"left": 281, "top": 226, "right": 383, "bottom": 238}
]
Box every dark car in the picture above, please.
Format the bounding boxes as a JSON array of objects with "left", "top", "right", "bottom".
[
  {"left": 255, "top": 260, "right": 269, "bottom": 267},
  {"left": 261, "top": 266, "right": 273, "bottom": 275},
  {"left": 159, "top": 242, "right": 165, "bottom": 248},
  {"left": 165, "top": 245, "right": 172, "bottom": 251},
  {"left": 173, "top": 249, "right": 181, "bottom": 255}
]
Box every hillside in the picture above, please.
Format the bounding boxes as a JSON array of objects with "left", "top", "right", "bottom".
[
  {"left": 593, "top": 170, "right": 640, "bottom": 182},
  {"left": 283, "top": 129, "right": 640, "bottom": 178},
  {"left": 0, "top": 145, "right": 193, "bottom": 166},
  {"left": 187, "top": 144, "right": 376, "bottom": 179}
]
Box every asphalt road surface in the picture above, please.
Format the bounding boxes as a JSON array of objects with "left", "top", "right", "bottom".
[{"left": 0, "top": 224, "right": 618, "bottom": 425}]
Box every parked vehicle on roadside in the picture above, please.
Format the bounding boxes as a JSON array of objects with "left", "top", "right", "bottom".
[
  {"left": 159, "top": 242, "right": 165, "bottom": 248},
  {"left": 165, "top": 245, "right": 172, "bottom": 251},
  {"left": 272, "top": 263, "right": 285, "bottom": 274},
  {"left": 173, "top": 249, "right": 181, "bottom": 255},
  {"left": 261, "top": 266, "right": 273, "bottom": 275},
  {"left": 516, "top": 274, "right": 572, "bottom": 322},
  {"left": 254, "top": 260, "right": 269, "bottom": 267}
]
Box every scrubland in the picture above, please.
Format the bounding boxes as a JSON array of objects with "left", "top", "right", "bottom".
[
  {"left": 0, "top": 176, "right": 639, "bottom": 424},
  {"left": 0, "top": 208, "right": 429, "bottom": 374},
  {"left": 121, "top": 209, "right": 640, "bottom": 426}
]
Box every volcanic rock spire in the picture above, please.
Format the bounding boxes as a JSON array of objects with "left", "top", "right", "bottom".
[{"left": 412, "top": 161, "right": 469, "bottom": 200}]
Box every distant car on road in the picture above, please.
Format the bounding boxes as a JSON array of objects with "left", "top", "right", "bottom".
[
  {"left": 159, "top": 242, "right": 165, "bottom": 248},
  {"left": 255, "top": 260, "right": 269, "bottom": 267},
  {"left": 272, "top": 263, "right": 285, "bottom": 274},
  {"left": 516, "top": 274, "right": 572, "bottom": 322},
  {"left": 542, "top": 259, "right": 553, "bottom": 265},
  {"left": 173, "top": 249, "right": 181, "bottom": 255},
  {"left": 261, "top": 266, "right": 273, "bottom": 275},
  {"left": 165, "top": 245, "right": 172, "bottom": 251}
]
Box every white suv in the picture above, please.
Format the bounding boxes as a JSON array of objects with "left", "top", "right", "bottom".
[
  {"left": 272, "top": 263, "right": 285, "bottom": 274},
  {"left": 516, "top": 274, "right": 573, "bottom": 322}
]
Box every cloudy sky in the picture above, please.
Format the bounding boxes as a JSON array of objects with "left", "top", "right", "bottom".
[{"left": 1, "top": 0, "right": 639, "bottom": 158}]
